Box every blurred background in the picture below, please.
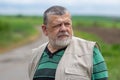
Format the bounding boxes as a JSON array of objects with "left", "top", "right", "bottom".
[{"left": 0, "top": 0, "right": 120, "bottom": 80}]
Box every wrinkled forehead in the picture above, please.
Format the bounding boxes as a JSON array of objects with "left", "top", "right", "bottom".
[{"left": 47, "top": 13, "right": 71, "bottom": 24}]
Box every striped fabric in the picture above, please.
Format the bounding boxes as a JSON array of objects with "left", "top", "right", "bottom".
[
  {"left": 33, "top": 46, "right": 108, "bottom": 80},
  {"left": 92, "top": 47, "right": 108, "bottom": 80},
  {"left": 33, "top": 47, "right": 66, "bottom": 80}
]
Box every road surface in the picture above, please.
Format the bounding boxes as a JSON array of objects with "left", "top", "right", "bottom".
[{"left": 0, "top": 27, "right": 48, "bottom": 80}]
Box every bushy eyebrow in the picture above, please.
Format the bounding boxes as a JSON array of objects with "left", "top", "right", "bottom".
[{"left": 52, "top": 19, "right": 71, "bottom": 24}]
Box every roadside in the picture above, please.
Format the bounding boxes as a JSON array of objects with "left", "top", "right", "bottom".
[
  {"left": 0, "top": 26, "right": 40, "bottom": 54},
  {"left": 0, "top": 27, "right": 48, "bottom": 80}
]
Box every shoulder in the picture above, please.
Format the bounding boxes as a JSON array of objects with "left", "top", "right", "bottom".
[
  {"left": 72, "top": 36, "right": 96, "bottom": 48},
  {"left": 32, "top": 42, "right": 48, "bottom": 54},
  {"left": 72, "top": 36, "right": 95, "bottom": 43},
  {"left": 31, "top": 42, "right": 48, "bottom": 60},
  {"left": 93, "top": 46, "right": 104, "bottom": 61},
  {"left": 30, "top": 42, "right": 48, "bottom": 64}
]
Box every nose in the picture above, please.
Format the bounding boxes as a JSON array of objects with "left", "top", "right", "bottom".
[{"left": 59, "top": 23, "right": 67, "bottom": 32}]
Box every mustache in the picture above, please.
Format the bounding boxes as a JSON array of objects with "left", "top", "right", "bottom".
[{"left": 57, "top": 32, "right": 69, "bottom": 37}]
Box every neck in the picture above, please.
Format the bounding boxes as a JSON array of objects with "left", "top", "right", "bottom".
[{"left": 47, "top": 43, "right": 65, "bottom": 53}]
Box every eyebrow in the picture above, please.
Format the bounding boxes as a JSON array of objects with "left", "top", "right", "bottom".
[{"left": 52, "top": 19, "right": 71, "bottom": 24}]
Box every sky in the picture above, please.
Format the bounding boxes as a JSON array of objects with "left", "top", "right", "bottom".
[{"left": 0, "top": 0, "right": 120, "bottom": 16}]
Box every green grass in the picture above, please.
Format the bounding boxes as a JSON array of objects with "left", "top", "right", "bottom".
[
  {"left": 74, "top": 29, "right": 120, "bottom": 80},
  {"left": 72, "top": 16, "right": 120, "bottom": 28},
  {"left": 0, "top": 16, "right": 42, "bottom": 50}
]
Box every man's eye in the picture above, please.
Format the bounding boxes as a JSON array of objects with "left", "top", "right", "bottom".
[
  {"left": 57, "top": 24, "right": 62, "bottom": 27},
  {"left": 64, "top": 22, "right": 70, "bottom": 26},
  {"left": 53, "top": 24, "right": 61, "bottom": 28}
]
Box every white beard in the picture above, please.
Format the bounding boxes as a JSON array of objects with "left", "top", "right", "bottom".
[{"left": 49, "top": 36, "right": 72, "bottom": 49}]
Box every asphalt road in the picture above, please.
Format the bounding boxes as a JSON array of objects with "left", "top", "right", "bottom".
[{"left": 0, "top": 27, "right": 48, "bottom": 80}]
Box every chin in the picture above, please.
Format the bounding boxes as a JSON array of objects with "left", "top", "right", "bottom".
[
  {"left": 49, "top": 36, "right": 72, "bottom": 49},
  {"left": 55, "top": 37, "right": 71, "bottom": 47},
  {"left": 59, "top": 35, "right": 72, "bottom": 40}
]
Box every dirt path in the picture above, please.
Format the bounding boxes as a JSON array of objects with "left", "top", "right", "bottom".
[
  {"left": 76, "top": 27, "right": 120, "bottom": 44},
  {"left": 0, "top": 27, "right": 48, "bottom": 80}
]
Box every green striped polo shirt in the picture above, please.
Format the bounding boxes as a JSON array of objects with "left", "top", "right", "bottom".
[
  {"left": 92, "top": 47, "right": 108, "bottom": 80},
  {"left": 33, "top": 46, "right": 108, "bottom": 80}
]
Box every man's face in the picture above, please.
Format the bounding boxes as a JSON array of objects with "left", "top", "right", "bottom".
[{"left": 42, "top": 13, "right": 73, "bottom": 48}]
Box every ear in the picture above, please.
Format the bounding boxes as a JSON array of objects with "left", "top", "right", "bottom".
[{"left": 42, "top": 24, "right": 48, "bottom": 36}]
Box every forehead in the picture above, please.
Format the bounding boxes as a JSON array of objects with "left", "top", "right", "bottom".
[{"left": 47, "top": 13, "right": 71, "bottom": 24}]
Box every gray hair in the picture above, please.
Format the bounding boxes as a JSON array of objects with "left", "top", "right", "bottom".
[{"left": 43, "top": 5, "right": 70, "bottom": 25}]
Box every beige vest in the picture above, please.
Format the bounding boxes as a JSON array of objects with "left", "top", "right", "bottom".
[{"left": 28, "top": 36, "right": 96, "bottom": 80}]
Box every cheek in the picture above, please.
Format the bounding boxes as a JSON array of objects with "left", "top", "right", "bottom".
[
  {"left": 68, "top": 27, "right": 73, "bottom": 34},
  {"left": 48, "top": 29, "right": 59, "bottom": 37}
]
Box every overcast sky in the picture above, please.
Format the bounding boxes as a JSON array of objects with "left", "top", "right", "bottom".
[{"left": 0, "top": 0, "right": 120, "bottom": 16}]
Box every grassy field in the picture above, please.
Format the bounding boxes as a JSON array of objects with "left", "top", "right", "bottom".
[
  {"left": 72, "top": 16, "right": 120, "bottom": 28},
  {"left": 0, "top": 16, "right": 42, "bottom": 53},
  {"left": 74, "top": 30, "right": 120, "bottom": 80},
  {"left": 0, "top": 15, "right": 120, "bottom": 80}
]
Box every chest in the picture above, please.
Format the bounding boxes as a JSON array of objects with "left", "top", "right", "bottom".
[{"left": 55, "top": 51, "right": 92, "bottom": 80}]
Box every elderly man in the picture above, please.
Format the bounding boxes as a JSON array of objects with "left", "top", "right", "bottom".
[{"left": 28, "top": 5, "right": 108, "bottom": 80}]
